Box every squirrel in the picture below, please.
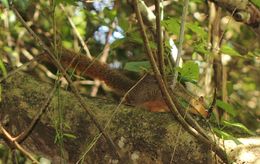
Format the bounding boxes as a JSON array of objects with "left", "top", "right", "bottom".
[{"left": 42, "top": 48, "right": 209, "bottom": 118}]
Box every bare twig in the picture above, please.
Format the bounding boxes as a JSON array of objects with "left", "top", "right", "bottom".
[
  {"left": 134, "top": 0, "right": 204, "bottom": 139},
  {"left": 77, "top": 73, "right": 148, "bottom": 163},
  {"left": 0, "top": 53, "right": 44, "bottom": 83},
  {"left": 10, "top": 5, "right": 120, "bottom": 159},
  {"left": 133, "top": 0, "right": 228, "bottom": 162},
  {"left": 134, "top": 0, "right": 202, "bottom": 139},
  {"left": 170, "top": 107, "right": 189, "bottom": 164},
  {"left": 0, "top": 124, "right": 39, "bottom": 163},
  {"left": 59, "top": 4, "right": 92, "bottom": 59},
  {"left": 149, "top": 1, "right": 172, "bottom": 11},
  {"left": 155, "top": 0, "right": 165, "bottom": 78},
  {"left": 171, "top": 0, "right": 189, "bottom": 89},
  {"left": 90, "top": 23, "right": 114, "bottom": 96}
]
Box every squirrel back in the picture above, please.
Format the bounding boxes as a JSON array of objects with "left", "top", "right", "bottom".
[
  {"left": 56, "top": 49, "right": 136, "bottom": 96},
  {"left": 42, "top": 48, "right": 209, "bottom": 117}
]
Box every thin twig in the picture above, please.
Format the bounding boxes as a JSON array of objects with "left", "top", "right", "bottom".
[
  {"left": 10, "top": 5, "right": 120, "bottom": 159},
  {"left": 90, "top": 23, "right": 114, "bottom": 96},
  {"left": 77, "top": 73, "right": 148, "bottom": 164},
  {"left": 59, "top": 4, "right": 92, "bottom": 58},
  {"left": 133, "top": 0, "right": 228, "bottom": 162},
  {"left": 170, "top": 105, "right": 189, "bottom": 163},
  {"left": 171, "top": 0, "right": 189, "bottom": 89},
  {"left": 134, "top": 0, "right": 201, "bottom": 138},
  {"left": 0, "top": 53, "right": 44, "bottom": 83},
  {"left": 134, "top": 0, "right": 203, "bottom": 140},
  {"left": 0, "top": 124, "right": 39, "bottom": 163},
  {"left": 155, "top": 0, "right": 165, "bottom": 78}
]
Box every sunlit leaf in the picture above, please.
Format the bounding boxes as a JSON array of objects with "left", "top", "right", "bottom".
[
  {"left": 221, "top": 45, "right": 242, "bottom": 57},
  {"left": 251, "top": 0, "right": 260, "bottom": 8},
  {"left": 39, "top": 157, "right": 52, "bottom": 164},
  {"left": 194, "top": 42, "right": 209, "bottom": 55},
  {"left": 190, "top": 0, "right": 203, "bottom": 3},
  {"left": 110, "top": 38, "right": 125, "bottom": 49},
  {"left": 55, "top": 0, "right": 77, "bottom": 5},
  {"left": 127, "top": 32, "right": 144, "bottom": 45},
  {"left": 178, "top": 61, "right": 199, "bottom": 82},
  {"left": 119, "top": 17, "right": 129, "bottom": 32},
  {"left": 62, "top": 40, "right": 73, "bottom": 49},
  {"left": 216, "top": 100, "right": 237, "bottom": 117},
  {"left": 64, "top": 133, "right": 77, "bottom": 139},
  {"left": 162, "top": 18, "right": 180, "bottom": 35},
  {"left": 0, "top": 0, "right": 9, "bottom": 7},
  {"left": 103, "top": 8, "right": 117, "bottom": 21},
  {"left": 226, "top": 81, "right": 233, "bottom": 96},
  {"left": 186, "top": 23, "right": 207, "bottom": 39},
  {"left": 0, "top": 60, "right": 7, "bottom": 77},
  {"left": 213, "top": 128, "right": 242, "bottom": 145},
  {"left": 222, "top": 120, "right": 255, "bottom": 135},
  {"left": 124, "top": 61, "right": 151, "bottom": 72},
  {"left": 242, "top": 82, "right": 256, "bottom": 91}
]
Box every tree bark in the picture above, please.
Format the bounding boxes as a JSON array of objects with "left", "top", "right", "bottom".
[{"left": 0, "top": 72, "right": 211, "bottom": 164}]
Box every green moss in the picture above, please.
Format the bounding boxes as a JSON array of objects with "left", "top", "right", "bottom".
[{"left": 111, "top": 109, "right": 173, "bottom": 154}]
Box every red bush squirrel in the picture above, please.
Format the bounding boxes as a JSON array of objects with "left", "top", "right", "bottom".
[{"left": 43, "top": 49, "right": 209, "bottom": 118}]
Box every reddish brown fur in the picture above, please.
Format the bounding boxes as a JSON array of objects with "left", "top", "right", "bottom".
[
  {"left": 60, "top": 49, "right": 135, "bottom": 95},
  {"left": 44, "top": 49, "right": 208, "bottom": 117}
]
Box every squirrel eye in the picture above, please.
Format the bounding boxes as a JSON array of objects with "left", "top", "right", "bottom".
[{"left": 234, "top": 12, "right": 243, "bottom": 21}]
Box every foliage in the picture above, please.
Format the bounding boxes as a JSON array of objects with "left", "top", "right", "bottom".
[
  {"left": 178, "top": 61, "right": 199, "bottom": 83},
  {"left": 0, "top": 0, "right": 259, "bottom": 162},
  {"left": 251, "top": 0, "right": 260, "bottom": 8},
  {"left": 124, "top": 61, "right": 151, "bottom": 72},
  {"left": 216, "top": 100, "right": 237, "bottom": 117}
]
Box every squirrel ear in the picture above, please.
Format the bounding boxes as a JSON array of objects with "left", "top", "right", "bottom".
[{"left": 198, "top": 96, "right": 204, "bottom": 102}]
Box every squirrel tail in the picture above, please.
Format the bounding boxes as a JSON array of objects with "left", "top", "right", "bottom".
[{"left": 57, "top": 49, "right": 135, "bottom": 95}]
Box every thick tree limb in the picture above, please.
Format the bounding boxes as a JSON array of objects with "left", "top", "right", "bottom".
[{"left": 0, "top": 71, "right": 213, "bottom": 163}]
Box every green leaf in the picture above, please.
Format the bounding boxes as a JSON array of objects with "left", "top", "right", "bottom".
[
  {"left": 213, "top": 128, "right": 242, "bottom": 145},
  {"left": 251, "top": 0, "right": 260, "bottom": 8},
  {"left": 127, "top": 32, "right": 156, "bottom": 48},
  {"left": 55, "top": 0, "right": 77, "bottom": 5},
  {"left": 227, "top": 81, "right": 233, "bottom": 96},
  {"left": 162, "top": 18, "right": 180, "bottom": 35},
  {"left": 39, "top": 157, "right": 52, "bottom": 164},
  {"left": 194, "top": 42, "right": 209, "bottom": 55},
  {"left": 119, "top": 17, "right": 129, "bottom": 32},
  {"left": 110, "top": 38, "right": 125, "bottom": 49},
  {"left": 124, "top": 61, "right": 151, "bottom": 72},
  {"left": 149, "top": 40, "right": 157, "bottom": 49},
  {"left": 253, "top": 49, "right": 260, "bottom": 57},
  {"left": 62, "top": 40, "right": 73, "bottom": 49},
  {"left": 178, "top": 61, "right": 199, "bottom": 82},
  {"left": 127, "top": 32, "right": 144, "bottom": 45},
  {"left": 242, "top": 82, "right": 256, "bottom": 91},
  {"left": 222, "top": 120, "right": 255, "bottom": 135},
  {"left": 0, "top": 59, "right": 7, "bottom": 77},
  {"left": 247, "top": 49, "right": 260, "bottom": 58},
  {"left": 221, "top": 45, "right": 242, "bottom": 57},
  {"left": 186, "top": 23, "right": 207, "bottom": 39},
  {"left": 190, "top": 0, "right": 204, "bottom": 3},
  {"left": 216, "top": 100, "right": 237, "bottom": 117},
  {"left": 103, "top": 8, "right": 117, "bottom": 21},
  {"left": 64, "top": 133, "right": 77, "bottom": 139},
  {"left": 13, "top": 0, "right": 30, "bottom": 10},
  {"left": 0, "top": 0, "right": 9, "bottom": 7}
]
